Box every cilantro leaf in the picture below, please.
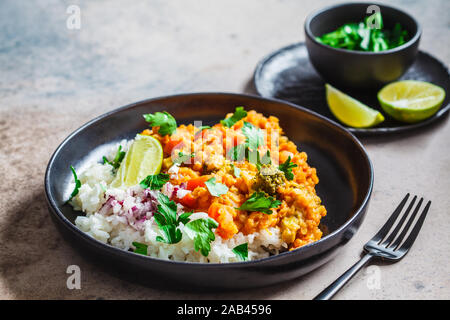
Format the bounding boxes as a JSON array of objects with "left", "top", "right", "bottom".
[
  {"left": 230, "top": 163, "right": 241, "bottom": 178},
  {"left": 173, "top": 151, "right": 195, "bottom": 165},
  {"left": 155, "top": 193, "right": 178, "bottom": 226},
  {"left": 220, "top": 106, "right": 247, "bottom": 128},
  {"left": 140, "top": 173, "right": 170, "bottom": 190},
  {"left": 236, "top": 192, "right": 282, "bottom": 214},
  {"left": 185, "top": 218, "right": 219, "bottom": 257},
  {"left": 156, "top": 225, "right": 182, "bottom": 244},
  {"left": 143, "top": 111, "right": 177, "bottom": 136},
  {"left": 154, "top": 193, "right": 181, "bottom": 243},
  {"left": 67, "top": 165, "right": 81, "bottom": 202},
  {"left": 153, "top": 193, "right": 195, "bottom": 244},
  {"left": 102, "top": 156, "right": 112, "bottom": 166},
  {"left": 103, "top": 145, "right": 126, "bottom": 170},
  {"left": 278, "top": 156, "right": 297, "bottom": 181},
  {"left": 241, "top": 121, "right": 264, "bottom": 152},
  {"left": 132, "top": 242, "right": 148, "bottom": 255},
  {"left": 232, "top": 243, "right": 248, "bottom": 261},
  {"left": 177, "top": 211, "right": 194, "bottom": 225},
  {"left": 204, "top": 177, "right": 228, "bottom": 197}
]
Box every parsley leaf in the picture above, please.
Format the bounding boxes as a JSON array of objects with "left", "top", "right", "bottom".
[
  {"left": 154, "top": 193, "right": 182, "bottom": 243},
  {"left": 153, "top": 193, "right": 195, "bottom": 244},
  {"left": 241, "top": 121, "right": 264, "bottom": 152},
  {"left": 177, "top": 211, "right": 195, "bottom": 225},
  {"left": 67, "top": 165, "right": 81, "bottom": 202},
  {"left": 185, "top": 218, "right": 219, "bottom": 257},
  {"left": 143, "top": 111, "right": 177, "bottom": 136},
  {"left": 232, "top": 243, "right": 248, "bottom": 261},
  {"left": 205, "top": 177, "right": 228, "bottom": 197},
  {"left": 103, "top": 145, "right": 126, "bottom": 170},
  {"left": 221, "top": 106, "right": 247, "bottom": 128},
  {"left": 278, "top": 156, "right": 297, "bottom": 181},
  {"left": 132, "top": 242, "right": 148, "bottom": 255},
  {"left": 236, "top": 192, "right": 282, "bottom": 214},
  {"left": 156, "top": 225, "right": 182, "bottom": 244},
  {"left": 173, "top": 151, "right": 195, "bottom": 165},
  {"left": 140, "top": 173, "right": 170, "bottom": 190}
]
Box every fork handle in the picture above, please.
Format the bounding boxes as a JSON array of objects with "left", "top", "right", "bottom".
[{"left": 313, "top": 252, "right": 374, "bottom": 300}]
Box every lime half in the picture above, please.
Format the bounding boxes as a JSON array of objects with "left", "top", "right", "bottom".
[
  {"left": 326, "top": 84, "right": 384, "bottom": 128},
  {"left": 378, "top": 80, "right": 445, "bottom": 123},
  {"left": 111, "top": 134, "right": 163, "bottom": 188}
]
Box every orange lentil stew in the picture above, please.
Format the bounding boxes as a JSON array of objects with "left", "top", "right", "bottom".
[{"left": 141, "top": 107, "right": 327, "bottom": 250}]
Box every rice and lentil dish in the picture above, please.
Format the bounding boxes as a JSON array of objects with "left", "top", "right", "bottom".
[{"left": 69, "top": 107, "right": 327, "bottom": 263}]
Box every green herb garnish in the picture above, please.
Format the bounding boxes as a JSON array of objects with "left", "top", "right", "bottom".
[
  {"left": 132, "top": 242, "right": 148, "bottom": 255},
  {"left": 221, "top": 106, "right": 248, "bottom": 128},
  {"left": 236, "top": 191, "right": 282, "bottom": 214},
  {"left": 232, "top": 243, "right": 248, "bottom": 261},
  {"left": 278, "top": 156, "right": 297, "bottom": 181},
  {"left": 242, "top": 121, "right": 264, "bottom": 152},
  {"left": 67, "top": 165, "right": 81, "bottom": 202},
  {"left": 315, "top": 12, "right": 409, "bottom": 52},
  {"left": 154, "top": 193, "right": 182, "bottom": 244},
  {"left": 204, "top": 177, "right": 229, "bottom": 197},
  {"left": 103, "top": 145, "right": 126, "bottom": 169},
  {"left": 153, "top": 193, "right": 194, "bottom": 244},
  {"left": 140, "top": 173, "right": 170, "bottom": 190},
  {"left": 185, "top": 218, "right": 219, "bottom": 257},
  {"left": 143, "top": 111, "right": 177, "bottom": 136}
]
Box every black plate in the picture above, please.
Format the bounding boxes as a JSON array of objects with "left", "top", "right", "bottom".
[
  {"left": 45, "top": 93, "right": 373, "bottom": 290},
  {"left": 254, "top": 43, "right": 450, "bottom": 136}
]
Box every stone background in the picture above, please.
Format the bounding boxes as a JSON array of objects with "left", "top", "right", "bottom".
[{"left": 0, "top": 0, "right": 448, "bottom": 299}]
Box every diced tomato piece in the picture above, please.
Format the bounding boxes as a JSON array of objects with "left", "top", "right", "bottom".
[
  {"left": 186, "top": 176, "right": 210, "bottom": 191},
  {"left": 164, "top": 138, "right": 183, "bottom": 154},
  {"left": 178, "top": 193, "right": 197, "bottom": 208}
]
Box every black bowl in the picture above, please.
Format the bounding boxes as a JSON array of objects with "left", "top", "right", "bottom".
[
  {"left": 304, "top": 2, "right": 421, "bottom": 89},
  {"left": 44, "top": 93, "right": 373, "bottom": 290}
]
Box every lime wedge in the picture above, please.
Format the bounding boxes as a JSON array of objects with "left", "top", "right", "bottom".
[
  {"left": 325, "top": 84, "right": 384, "bottom": 128},
  {"left": 378, "top": 80, "right": 446, "bottom": 123},
  {"left": 111, "top": 134, "right": 163, "bottom": 188}
]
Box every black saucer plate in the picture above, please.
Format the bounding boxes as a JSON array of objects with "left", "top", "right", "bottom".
[{"left": 254, "top": 43, "right": 450, "bottom": 136}]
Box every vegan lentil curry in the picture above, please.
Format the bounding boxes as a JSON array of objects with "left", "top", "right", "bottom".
[{"left": 69, "top": 107, "right": 327, "bottom": 262}]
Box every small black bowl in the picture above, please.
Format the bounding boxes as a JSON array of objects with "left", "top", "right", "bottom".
[
  {"left": 44, "top": 93, "right": 373, "bottom": 290},
  {"left": 304, "top": 2, "right": 421, "bottom": 89}
]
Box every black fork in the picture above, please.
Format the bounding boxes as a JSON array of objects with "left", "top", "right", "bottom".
[{"left": 314, "top": 194, "right": 431, "bottom": 300}]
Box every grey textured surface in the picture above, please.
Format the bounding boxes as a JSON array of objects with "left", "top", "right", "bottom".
[{"left": 0, "top": 0, "right": 449, "bottom": 300}]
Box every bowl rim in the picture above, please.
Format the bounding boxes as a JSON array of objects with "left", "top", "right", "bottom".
[
  {"left": 304, "top": 1, "right": 422, "bottom": 55},
  {"left": 44, "top": 92, "right": 374, "bottom": 268}
]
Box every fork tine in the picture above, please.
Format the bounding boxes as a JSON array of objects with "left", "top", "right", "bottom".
[
  {"left": 371, "top": 193, "right": 410, "bottom": 243},
  {"left": 390, "top": 198, "right": 423, "bottom": 250},
  {"left": 397, "top": 201, "right": 431, "bottom": 253},
  {"left": 381, "top": 196, "right": 417, "bottom": 247}
]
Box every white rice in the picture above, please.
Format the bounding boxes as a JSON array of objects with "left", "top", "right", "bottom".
[{"left": 70, "top": 140, "right": 288, "bottom": 263}]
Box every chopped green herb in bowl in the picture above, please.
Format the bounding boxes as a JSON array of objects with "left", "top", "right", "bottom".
[{"left": 315, "top": 12, "right": 409, "bottom": 52}]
